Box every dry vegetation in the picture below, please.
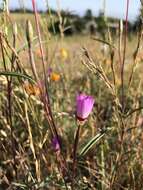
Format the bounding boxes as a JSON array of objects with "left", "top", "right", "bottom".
[{"left": 1, "top": 1, "right": 143, "bottom": 190}]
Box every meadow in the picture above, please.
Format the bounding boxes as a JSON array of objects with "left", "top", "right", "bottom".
[{"left": 1, "top": 1, "right": 143, "bottom": 190}]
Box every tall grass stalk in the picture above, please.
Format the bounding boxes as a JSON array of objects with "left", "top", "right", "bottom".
[
  {"left": 121, "top": 0, "right": 130, "bottom": 111},
  {"left": 31, "top": 0, "right": 69, "bottom": 187}
]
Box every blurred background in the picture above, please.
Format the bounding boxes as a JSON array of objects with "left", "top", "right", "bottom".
[
  {"left": 2, "top": 0, "right": 140, "bottom": 22},
  {"left": 0, "top": 0, "right": 140, "bottom": 21},
  {"left": 0, "top": 0, "right": 141, "bottom": 36}
]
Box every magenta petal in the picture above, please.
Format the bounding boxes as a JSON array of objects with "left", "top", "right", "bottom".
[{"left": 76, "top": 94, "right": 94, "bottom": 120}]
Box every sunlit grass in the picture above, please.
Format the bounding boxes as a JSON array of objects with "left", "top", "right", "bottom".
[{"left": 0, "top": 4, "right": 143, "bottom": 189}]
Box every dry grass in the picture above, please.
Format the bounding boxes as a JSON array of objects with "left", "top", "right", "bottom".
[{"left": 0, "top": 8, "right": 143, "bottom": 190}]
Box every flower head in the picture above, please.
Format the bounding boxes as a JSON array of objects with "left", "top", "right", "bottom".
[
  {"left": 50, "top": 72, "right": 60, "bottom": 82},
  {"left": 60, "top": 48, "right": 68, "bottom": 60},
  {"left": 76, "top": 94, "right": 94, "bottom": 121},
  {"left": 52, "top": 137, "right": 60, "bottom": 152},
  {"left": 24, "top": 82, "right": 40, "bottom": 96},
  {"left": 47, "top": 67, "right": 53, "bottom": 76}
]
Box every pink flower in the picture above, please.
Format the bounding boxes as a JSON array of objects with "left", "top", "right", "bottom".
[
  {"left": 76, "top": 94, "right": 95, "bottom": 121},
  {"left": 52, "top": 137, "right": 60, "bottom": 152}
]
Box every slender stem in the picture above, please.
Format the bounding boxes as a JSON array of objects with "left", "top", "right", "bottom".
[
  {"left": 31, "top": 0, "right": 58, "bottom": 139},
  {"left": 31, "top": 1, "right": 69, "bottom": 186},
  {"left": 27, "top": 36, "right": 39, "bottom": 81},
  {"left": 0, "top": 34, "right": 7, "bottom": 71},
  {"left": 121, "top": 0, "right": 130, "bottom": 111},
  {"left": 31, "top": 0, "right": 47, "bottom": 80},
  {"left": 72, "top": 124, "right": 81, "bottom": 188},
  {"left": 128, "top": 26, "right": 143, "bottom": 88},
  {"left": 0, "top": 32, "right": 17, "bottom": 179},
  {"left": 118, "top": 20, "right": 123, "bottom": 73}
]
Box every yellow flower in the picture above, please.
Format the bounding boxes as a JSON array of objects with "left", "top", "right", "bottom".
[
  {"left": 50, "top": 73, "right": 60, "bottom": 82},
  {"left": 60, "top": 48, "right": 68, "bottom": 60},
  {"left": 24, "top": 82, "right": 40, "bottom": 96}
]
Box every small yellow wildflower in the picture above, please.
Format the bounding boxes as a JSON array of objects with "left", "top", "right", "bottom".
[
  {"left": 60, "top": 48, "right": 68, "bottom": 60},
  {"left": 50, "top": 73, "right": 60, "bottom": 82}
]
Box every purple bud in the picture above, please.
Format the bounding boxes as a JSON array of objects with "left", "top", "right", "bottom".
[
  {"left": 76, "top": 94, "right": 94, "bottom": 121},
  {"left": 52, "top": 137, "right": 60, "bottom": 152},
  {"left": 47, "top": 68, "right": 53, "bottom": 76}
]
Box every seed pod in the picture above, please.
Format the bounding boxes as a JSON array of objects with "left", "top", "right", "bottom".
[
  {"left": 4, "top": 26, "right": 8, "bottom": 36},
  {"left": 26, "top": 20, "right": 34, "bottom": 44},
  {"left": 119, "top": 19, "right": 123, "bottom": 34},
  {"left": 13, "top": 22, "right": 17, "bottom": 37}
]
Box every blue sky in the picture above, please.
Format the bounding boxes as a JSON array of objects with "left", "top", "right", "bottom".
[{"left": 0, "top": 0, "right": 141, "bottom": 21}]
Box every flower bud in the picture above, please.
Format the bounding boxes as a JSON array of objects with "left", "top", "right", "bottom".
[{"left": 26, "top": 20, "right": 34, "bottom": 43}]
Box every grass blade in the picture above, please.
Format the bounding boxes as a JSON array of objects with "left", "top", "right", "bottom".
[
  {"left": 79, "top": 128, "right": 111, "bottom": 157},
  {"left": 0, "top": 71, "right": 36, "bottom": 83}
]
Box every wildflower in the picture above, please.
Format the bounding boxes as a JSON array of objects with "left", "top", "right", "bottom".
[
  {"left": 52, "top": 137, "right": 60, "bottom": 152},
  {"left": 60, "top": 48, "right": 68, "bottom": 60},
  {"left": 47, "top": 67, "right": 53, "bottom": 76},
  {"left": 50, "top": 72, "right": 60, "bottom": 82},
  {"left": 76, "top": 94, "right": 94, "bottom": 121},
  {"left": 24, "top": 82, "right": 40, "bottom": 96}
]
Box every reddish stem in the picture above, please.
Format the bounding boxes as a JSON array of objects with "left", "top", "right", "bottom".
[
  {"left": 31, "top": 0, "right": 47, "bottom": 80},
  {"left": 72, "top": 124, "right": 81, "bottom": 188}
]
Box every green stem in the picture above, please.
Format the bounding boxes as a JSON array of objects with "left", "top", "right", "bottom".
[{"left": 72, "top": 124, "right": 81, "bottom": 188}]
